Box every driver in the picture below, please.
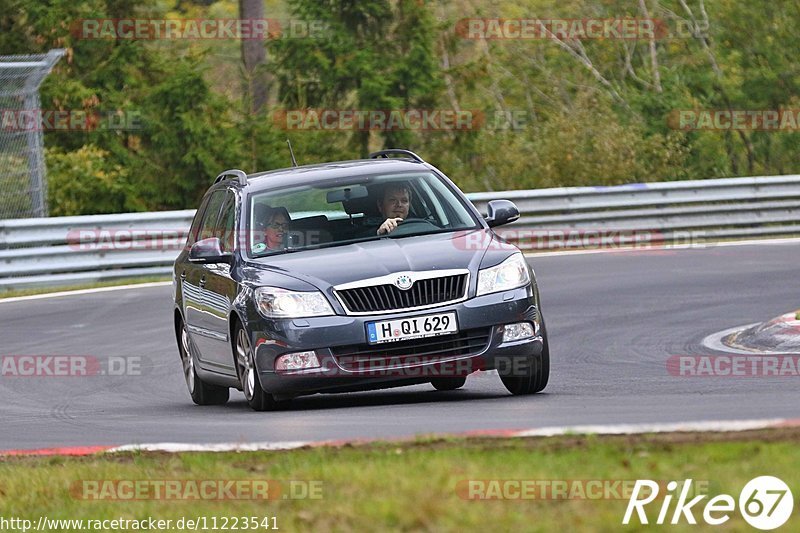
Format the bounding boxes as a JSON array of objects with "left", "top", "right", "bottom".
[
  {"left": 376, "top": 183, "right": 412, "bottom": 235},
  {"left": 253, "top": 205, "right": 291, "bottom": 253}
]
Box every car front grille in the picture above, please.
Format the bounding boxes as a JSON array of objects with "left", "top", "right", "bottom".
[
  {"left": 336, "top": 273, "right": 468, "bottom": 314},
  {"left": 330, "top": 328, "right": 491, "bottom": 371}
]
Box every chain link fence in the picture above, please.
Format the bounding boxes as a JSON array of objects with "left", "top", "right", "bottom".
[{"left": 0, "top": 49, "right": 65, "bottom": 219}]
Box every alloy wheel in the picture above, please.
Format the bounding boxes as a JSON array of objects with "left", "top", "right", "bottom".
[
  {"left": 180, "top": 325, "right": 195, "bottom": 394},
  {"left": 236, "top": 328, "right": 255, "bottom": 401}
]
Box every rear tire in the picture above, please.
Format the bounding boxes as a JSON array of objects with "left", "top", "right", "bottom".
[
  {"left": 178, "top": 320, "right": 229, "bottom": 405},
  {"left": 499, "top": 329, "right": 550, "bottom": 395},
  {"left": 431, "top": 377, "right": 467, "bottom": 391},
  {"left": 234, "top": 322, "right": 284, "bottom": 411}
]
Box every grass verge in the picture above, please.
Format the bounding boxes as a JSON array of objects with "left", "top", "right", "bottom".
[
  {"left": 1, "top": 429, "right": 798, "bottom": 532},
  {"left": 0, "top": 276, "right": 171, "bottom": 299}
]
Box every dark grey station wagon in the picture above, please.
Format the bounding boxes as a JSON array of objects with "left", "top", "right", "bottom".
[{"left": 173, "top": 150, "right": 549, "bottom": 410}]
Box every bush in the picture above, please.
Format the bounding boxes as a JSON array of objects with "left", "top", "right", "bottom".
[{"left": 46, "top": 145, "right": 143, "bottom": 216}]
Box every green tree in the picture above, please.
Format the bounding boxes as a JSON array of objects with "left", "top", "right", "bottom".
[
  {"left": 270, "top": 0, "right": 443, "bottom": 157},
  {"left": 2, "top": 0, "right": 248, "bottom": 213}
]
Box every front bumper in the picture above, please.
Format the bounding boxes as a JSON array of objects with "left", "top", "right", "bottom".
[{"left": 251, "top": 285, "right": 542, "bottom": 397}]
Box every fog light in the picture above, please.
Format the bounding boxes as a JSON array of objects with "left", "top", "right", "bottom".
[
  {"left": 503, "top": 322, "right": 535, "bottom": 342},
  {"left": 275, "top": 351, "right": 320, "bottom": 372}
]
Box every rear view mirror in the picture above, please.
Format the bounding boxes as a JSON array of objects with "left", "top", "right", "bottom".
[
  {"left": 485, "top": 200, "right": 520, "bottom": 228},
  {"left": 326, "top": 185, "right": 369, "bottom": 204}
]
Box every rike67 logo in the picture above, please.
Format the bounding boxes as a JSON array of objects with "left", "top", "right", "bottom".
[{"left": 623, "top": 476, "right": 794, "bottom": 530}]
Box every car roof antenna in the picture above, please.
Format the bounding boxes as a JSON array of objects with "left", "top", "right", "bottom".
[{"left": 286, "top": 139, "right": 298, "bottom": 167}]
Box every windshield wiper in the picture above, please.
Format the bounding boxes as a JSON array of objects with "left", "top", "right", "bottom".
[{"left": 385, "top": 228, "right": 454, "bottom": 239}]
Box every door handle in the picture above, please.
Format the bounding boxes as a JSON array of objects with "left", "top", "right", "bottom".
[{"left": 199, "top": 277, "right": 206, "bottom": 288}]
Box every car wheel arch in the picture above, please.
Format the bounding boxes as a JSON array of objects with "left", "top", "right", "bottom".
[
  {"left": 228, "top": 310, "right": 249, "bottom": 368},
  {"left": 173, "top": 308, "right": 185, "bottom": 360}
]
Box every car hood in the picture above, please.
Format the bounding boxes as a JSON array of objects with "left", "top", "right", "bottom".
[{"left": 242, "top": 229, "right": 519, "bottom": 290}]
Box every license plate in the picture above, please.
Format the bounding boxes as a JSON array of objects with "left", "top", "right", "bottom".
[{"left": 366, "top": 312, "right": 458, "bottom": 344}]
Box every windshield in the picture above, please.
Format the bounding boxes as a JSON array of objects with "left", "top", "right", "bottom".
[{"left": 247, "top": 172, "right": 479, "bottom": 257}]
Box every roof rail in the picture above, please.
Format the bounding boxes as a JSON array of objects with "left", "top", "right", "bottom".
[
  {"left": 368, "top": 149, "right": 425, "bottom": 163},
  {"left": 214, "top": 169, "right": 248, "bottom": 186}
]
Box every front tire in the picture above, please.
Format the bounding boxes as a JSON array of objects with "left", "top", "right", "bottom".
[
  {"left": 179, "top": 320, "right": 229, "bottom": 405},
  {"left": 499, "top": 330, "right": 550, "bottom": 395},
  {"left": 234, "top": 323, "right": 283, "bottom": 411}
]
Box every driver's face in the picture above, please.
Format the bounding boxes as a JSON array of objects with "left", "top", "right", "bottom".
[
  {"left": 379, "top": 188, "right": 410, "bottom": 219},
  {"left": 264, "top": 213, "right": 289, "bottom": 248}
]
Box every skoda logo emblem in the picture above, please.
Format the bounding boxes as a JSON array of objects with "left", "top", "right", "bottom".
[{"left": 395, "top": 274, "right": 413, "bottom": 290}]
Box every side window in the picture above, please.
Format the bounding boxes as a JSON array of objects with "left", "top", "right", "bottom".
[
  {"left": 187, "top": 207, "right": 205, "bottom": 247},
  {"left": 198, "top": 191, "right": 226, "bottom": 242},
  {"left": 219, "top": 192, "right": 237, "bottom": 253}
]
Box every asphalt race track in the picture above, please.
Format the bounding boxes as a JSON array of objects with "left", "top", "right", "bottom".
[{"left": 1, "top": 242, "right": 799, "bottom": 450}]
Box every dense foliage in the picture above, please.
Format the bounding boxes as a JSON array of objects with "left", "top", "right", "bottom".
[{"left": 1, "top": 0, "right": 798, "bottom": 214}]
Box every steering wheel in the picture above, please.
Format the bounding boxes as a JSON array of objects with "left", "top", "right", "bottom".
[{"left": 388, "top": 217, "right": 442, "bottom": 236}]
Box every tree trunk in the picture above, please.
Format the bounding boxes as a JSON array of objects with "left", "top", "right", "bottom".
[{"left": 239, "top": 0, "right": 270, "bottom": 114}]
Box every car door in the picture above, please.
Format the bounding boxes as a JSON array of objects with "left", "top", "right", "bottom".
[
  {"left": 201, "top": 190, "right": 239, "bottom": 374},
  {"left": 183, "top": 189, "right": 226, "bottom": 367}
]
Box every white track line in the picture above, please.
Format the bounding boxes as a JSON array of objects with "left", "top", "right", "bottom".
[
  {"left": 0, "top": 281, "right": 172, "bottom": 304},
  {"left": 3, "top": 417, "right": 797, "bottom": 456},
  {"left": 511, "top": 418, "right": 790, "bottom": 438},
  {"left": 98, "top": 417, "right": 798, "bottom": 455},
  {"left": 701, "top": 323, "right": 773, "bottom": 355}
]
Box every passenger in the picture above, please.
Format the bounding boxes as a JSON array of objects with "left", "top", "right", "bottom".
[
  {"left": 253, "top": 206, "right": 291, "bottom": 253},
  {"left": 375, "top": 183, "right": 412, "bottom": 235}
]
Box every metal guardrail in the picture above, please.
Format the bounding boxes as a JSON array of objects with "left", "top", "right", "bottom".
[
  {"left": 1, "top": 175, "right": 799, "bottom": 291},
  {"left": 0, "top": 210, "right": 195, "bottom": 290},
  {"left": 468, "top": 175, "right": 800, "bottom": 250}
]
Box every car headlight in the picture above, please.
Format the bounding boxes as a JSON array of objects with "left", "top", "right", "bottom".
[
  {"left": 254, "top": 287, "right": 334, "bottom": 318},
  {"left": 477, "top": 253, "right": 531, "bottom": 296}
]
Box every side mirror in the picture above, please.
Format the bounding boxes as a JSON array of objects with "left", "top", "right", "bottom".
[
  {"left": 485, "top": 200, "right": 520, "bottom": 228},
  {"left": 189, "top": 237, "right": 232, "bottom": 265}
]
